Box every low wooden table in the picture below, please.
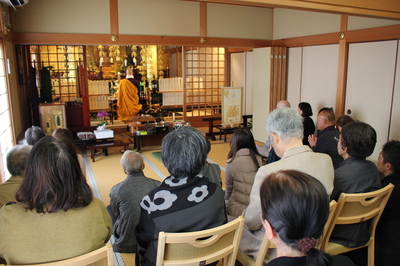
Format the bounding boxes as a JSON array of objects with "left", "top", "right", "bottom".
[
  {"left": 126, "top": 131, "right": 169, "bottom": 152},
  {"left": 86, "top": 139, "right": 130, "bottom": 162},
  {"left": 214, "top": 125, "right": 238, "bottom": 142},
  {"left": 202, "top": 116, "right": 222, "bottom": 140}
]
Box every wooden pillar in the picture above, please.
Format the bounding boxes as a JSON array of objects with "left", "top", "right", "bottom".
[
  {"left": 110, "top": 0, "right": 119, "bottom": 36},
  {"left": 200, "top": 2, "right": 207, "bottom": 38},
  {"left": 335, "top": 15, "right": 349, "bottom": 118},
  {"left": 269, "top": 47, "right": 287, "bottom": 111}
]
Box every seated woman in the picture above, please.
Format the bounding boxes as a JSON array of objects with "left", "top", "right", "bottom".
[
  {"left": 225, "top": 128, "right": 263, "bottom": 218},
  {"left": 260, "top": 170, "right": 355, "bottom": 266},
  {"left": 0, "top": 136, "right": 112, "bottom": 264},
  {"left": 298, "top": 102, "right": 315, "bottom": 146},
  {"left": 330, "top": 121, "right": 381, "bottom": 249},
  {"left": 53, "top": 127, "right": 86, "bottom": 177},
  {"left": 135, "top": 126, "right": 227, "bottom": 266}
]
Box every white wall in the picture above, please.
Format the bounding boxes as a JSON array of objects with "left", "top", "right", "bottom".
[
  {"left": 207, "top": 4, "right": 273, "bottom": 40},
  {"left": 10, "top": 0, "right": 273, "bottom": 40},
  {"left": 119, "top": 0, "right": 199, "bottom": 36},
  {"left": 348, "top": 16, "right": 400, "bottom": 31},
  {"left": 273, "top": 8, "right": 341, "bottom": 40},
  {"left": 10, "top": 2, "right": 400, "bottom": 40},
  {"left": 10, "top": 0, "right": 110, "bottom": 34},
  {"left": 252, "top": 47, "right": 271, "bottom": 143}
]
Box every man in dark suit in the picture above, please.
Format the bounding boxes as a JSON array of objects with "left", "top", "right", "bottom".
[
  {"left": 375, "top": 140, "right": 400, "bottom": 265},
  {"left": 308, "top": 109, "right": 343, "bottom": 168}
]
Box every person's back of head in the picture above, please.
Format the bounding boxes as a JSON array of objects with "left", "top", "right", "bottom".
[
  {"left": 161, "top": 126, "right": 208, "bottom": 178},
  {"left": 6, "top": 145, "right": 32, "bottom": 176},
  {"left": 276, "top": 100, "right": 291, "bottom": 109},
  {"left": 52, "top": 128, "right": 74, "bottom": 142},
  {"left": 340, "top": 121, "right": 376, "bottom": 159},
  {"left": 120, "top": 150, "right": 144, "bottom": 174},
  {"left": 24, "top": 126, "right": 45, "bottom": 145},
  {"left": 260, "top": 170, "right": 331, "bottom": 266},
  {"left": 52, "top": 127, "right": 81, "bottom": 154},
  {"left": 16, "top": 136, "right": 92, "bottom": 213},
  {"left": 266, "top": 107, "right": 303, "bottom": 142},
  {"left": 319, "top": 109, "right": 336, "bottom": 126},
  {"left": 298, "top": 102, "right": 313, "bottom": 117},
  {"left": 381, "top": 140, "right": 400, "bottom": 174},
  {"left": 336, "top": 115, "right": 354, "bottom": 131},
  {"left": 228, "top": 128, "right": 261, "bottom": 168},
  {"left": 318, "top": 107, "right": 334, "bottom": 114}
]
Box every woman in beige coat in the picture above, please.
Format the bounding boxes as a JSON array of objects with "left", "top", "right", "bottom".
[{"left": 225, "top": 128, "right": 264, "bottom": 218}]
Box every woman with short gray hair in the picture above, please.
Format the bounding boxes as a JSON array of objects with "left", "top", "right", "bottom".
[{"left": 135, "top": 126, "right": 227, "bottom": 266}]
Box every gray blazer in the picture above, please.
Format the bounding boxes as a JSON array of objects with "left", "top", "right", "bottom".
[{"left": 109, "top": 171, "right": 160, "bottom": 253}]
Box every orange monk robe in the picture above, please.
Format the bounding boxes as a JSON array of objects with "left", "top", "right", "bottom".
[{"left": 117, "top": 79, "right": 142, "bottom": 120}]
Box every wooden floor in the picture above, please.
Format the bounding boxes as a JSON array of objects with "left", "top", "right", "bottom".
[{"left": 86, "top": 126, "right": 243, "bottom": 265}]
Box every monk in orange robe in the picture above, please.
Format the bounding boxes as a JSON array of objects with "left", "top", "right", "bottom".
[{"left": 117, "top": 79, "right": 142, "bottom": 120}]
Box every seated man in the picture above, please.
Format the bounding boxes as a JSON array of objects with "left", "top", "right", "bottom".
[
  {"left": 0, "top": 144, "right": 32, "bottom": 207},
  {"left": 109, "top": 150, "right": 160, "bottom": 253},
  {"left": 256, "top": 100, "right": 291, "bottom": 161},
  {"left": 308, "top": 109, "right": 343, "bottom": 168},
  {"left": 23, "top": 126, "right": 45, "bottom": 145},
  {"left": 375, "top": 140, "right": 400, "bottom": 265},
  {"left": 135, "top": 126, "right": 227, "bottom": 266},
  {"left": 240, "top": 107, "right": 334, "bottom": 260}
]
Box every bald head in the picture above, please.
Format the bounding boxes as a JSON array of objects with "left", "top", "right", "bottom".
[
  {"left": 276, "top": 100, "right": 291, "bottom": 109},
  {"left": 120, "top": 150, "right": 144, "bottom": 174},
  {"left": 317, "top": 109, "right": 336, "bottom": 130}
]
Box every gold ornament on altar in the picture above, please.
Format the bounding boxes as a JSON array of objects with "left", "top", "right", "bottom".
[
  {"left": 53, "top": 110, "right": 63, "bottom": 129},
  {"left": 44, "top": 117, "right": 52, "bottom": 132}
]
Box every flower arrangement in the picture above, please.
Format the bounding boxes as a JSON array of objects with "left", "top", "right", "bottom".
[{"left": 96, "top": 111, "right": 109, "bottom": 127}]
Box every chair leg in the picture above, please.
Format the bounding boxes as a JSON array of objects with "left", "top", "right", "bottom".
[{"left": 368, "top": 244, "right": 374, "bottom": 266}]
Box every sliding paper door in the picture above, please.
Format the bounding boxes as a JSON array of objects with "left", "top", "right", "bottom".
[{"left": 345, "top": 40, "right": 398, "bottom": 161}]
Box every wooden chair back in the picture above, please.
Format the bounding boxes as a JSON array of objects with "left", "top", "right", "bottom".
[
  {"left": 2, "top": 243, "right": 113, "bottom": 266},
  {"left": 320, "top": 184, "right": 394, "bottom": 266},
  {"left": 156, "top": 216, "right": 244, "bottom": 266},
  {"left": 317, "top": 200, "right": 338, "bottom": 250}
]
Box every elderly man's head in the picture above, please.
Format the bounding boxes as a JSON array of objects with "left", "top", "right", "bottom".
[
  {"left": 161, "top": 126, "right": 208, "bottom": 178},
  {"left": 317, "top": 109, "right": 336, "bottom": 131},
  {"left": 266, "top": 107, "right": 303, "bottom": 157},
  {"left": 275, "top": 100, "right": 291, "bottom": 109},
  {"left": 24, "top": 126, "right": 45, "bottom": 145},
  {"left": 7, "top": 144, "right": 32, "bottom": 176},
  {"left": 120, "top": 150, "right": 144, "bottom": 174}
]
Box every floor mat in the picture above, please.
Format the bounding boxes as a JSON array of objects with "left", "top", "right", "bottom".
[{"left": 151, "top": 151, "right": 162, "bottom": 162}]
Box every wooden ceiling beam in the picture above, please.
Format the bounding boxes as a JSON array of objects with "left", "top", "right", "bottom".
[{"left": 11, "top": 32, "right": 271, "bottom": 48}]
